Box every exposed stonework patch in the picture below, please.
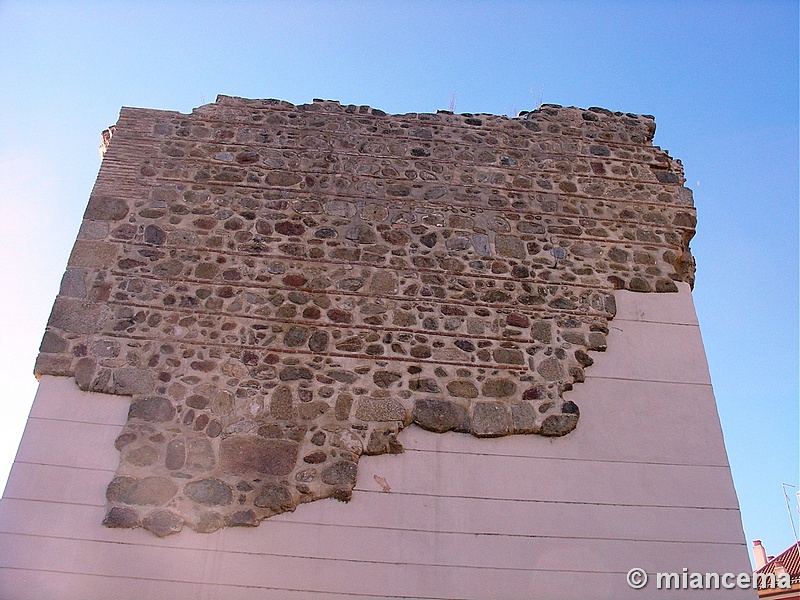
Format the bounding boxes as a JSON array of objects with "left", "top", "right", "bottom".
[{"left": 35, "top": 97, "right": 696, "bottom": 535}]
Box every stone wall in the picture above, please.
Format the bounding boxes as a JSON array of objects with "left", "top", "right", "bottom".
[{"left": 34, "top": 96, "right": 696, "bottom": 536}]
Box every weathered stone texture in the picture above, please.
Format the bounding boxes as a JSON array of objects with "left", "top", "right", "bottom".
[{"left": 35, "top": 96, "right": 696, "bottom": 535}]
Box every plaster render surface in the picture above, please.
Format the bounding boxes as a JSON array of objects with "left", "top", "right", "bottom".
[{"left": 0, "top": 286, "right": 754, "bottom": 599}]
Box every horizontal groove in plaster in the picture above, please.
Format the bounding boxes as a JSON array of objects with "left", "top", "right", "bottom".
[
  {"left": 400, "top": 446, "right": 728, "bottom": 468},
  {"left": 0, "top": 565, "right": 427, "bottom": 600},
  {"left": 0, "top": 500, "right": 746, "bottom": 546},
  {"left": 11, "top": 450, "right": 732, "bottom": 503},
  {"left": 609, "top": 317, "right": 697, "bottom": 326},
  {"left": 350, "top": 488, "right": 742, "bottom": 512},
  {"left": 0, "top": 531, "right": 746, "bottom": 580},
  {"left": 0, "top": 563, "right": 642, "bottom": 600},
  {"left": 11, "top": 455, "right": 117, "bottom": 474},
  {"left": 0, "top": 495, "right": 106, "bottom": 509},
  {"left": 588, "top": 374, "right": 711, "bottom": 386}
]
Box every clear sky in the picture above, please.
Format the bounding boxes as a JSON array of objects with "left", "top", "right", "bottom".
[{"left": 0, "top": 0, "right": 797, "bottom": 565}]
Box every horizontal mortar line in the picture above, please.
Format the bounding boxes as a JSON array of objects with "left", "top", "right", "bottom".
[
  {"left": 123, "top": 121, "right": 679, "bottom": 185},
  {"left": 90, "top": 184, "right": 147, "bottom": 197},
  {"left": 269, "top": 514, "right": 745, "bottom": 545},
  {"left": 103, "top": 281, "right": 609, "bottom": 325},
  {"left": 151, "top": 107, "right": 675, "bottom": 157},
  {"left": 91, "top": 160, "right": 149, "bottom": 173},
  {"left": 104, "top": 267, "right": 613, "bottom": 312},
  {"left": 131, "top": 133, "right": 680, "bottom": 190},
  {"left": 115, "top": 224, "right": 687, "bottom": 257},
  {"left": 102, "top": 150, "right": 162, "bottom": 162},
  {"left": 164, "top": 130, "right": 674, "bottom": 177},
  {"left": 106, "top": 258, "right": 608, "bottom": 302},
  {"left": 0, "top": 530, "right": 682, "bottom": 578},
  {"left": 96, "top": 153, "right": 150, "bottom": 166},
  {"left": 126, "top": 190, "right": 694, "bottom": 239},
  {"left": 97, "top": 300, "right": 604, "bottom": 345},
  {"left": 102, "top": 141, "right": 160, "bottom": 154},
  {"left": 107, "top": 263, "right": 618, "bottom": 312},
  {"left": 108, "top": 196, "right": 691, "bottom": 248},
  {"left": 87, "top": 181, "right": 146, "bottom": 194},
  {"left": 70, "top": 329, "right": 531, "bottom": 372},
  {"left": 122, "top": 166, "right": 694, "bottom": 229},
  {"left": 145, "top": 166, "right": 690, "bottom": 213},
  {"left": 107, "top": 241, "right": 667, "bottom": 294},
  {"left": 102, "top": 297, "right": 593, "bottom": 348},
  {"left": 147, "top": 144, "right": 679, "bottom": 190},
  {"left": 120, "top": 184, "right": 694, "bottom": 245},
  {"left": 101, "top": 155, "right": 691, "bottom": 216},
  {"left": 147, "top": 172, "right": 695, "bottom": 219},
  {"left": 0, "top": 566, "right": 456, "bottom": 600},
  {"left": 588, "top": 375, "right": 713, "bottom": 387},
  {"left": 400, "top": 446, "right": 731, "bottom": 469},
  {"left": 135, "top": 124, "right": 626, "bottom": 164},
  {"left": 89, "top": 174, "right": 147, "bottom": 187},
  {"left": 113, "top": 130, "right": 683, "bottom": 196},
  {"left": 89, "top": 300, "right": 611, "bottom": 342},
  {"left": 99, "top": 147, "right": 158, "bottom": 160},
  {"left": 350, "top": 488, "right": 743, "bottom": 512}
]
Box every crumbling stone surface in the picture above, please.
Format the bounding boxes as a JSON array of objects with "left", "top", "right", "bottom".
[{"left": 35, "top": 96, "right": 696, "bottom": 535}]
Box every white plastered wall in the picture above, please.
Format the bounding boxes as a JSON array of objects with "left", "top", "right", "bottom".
[{"left": 0, "top": 284, "right": 755, "bottom": 599}]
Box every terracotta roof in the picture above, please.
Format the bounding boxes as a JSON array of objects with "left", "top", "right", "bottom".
[{"left": 757, "top": 543, "right": 800, "bottom": 579}]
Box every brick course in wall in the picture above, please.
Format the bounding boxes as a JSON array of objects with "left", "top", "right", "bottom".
[{"left": 34, "top": 95, "right": 696, "bottom": 536}]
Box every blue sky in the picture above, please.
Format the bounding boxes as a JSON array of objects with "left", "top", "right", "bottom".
[{"left": 0, "top": 0, "right": 797, "bottom": 564}]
